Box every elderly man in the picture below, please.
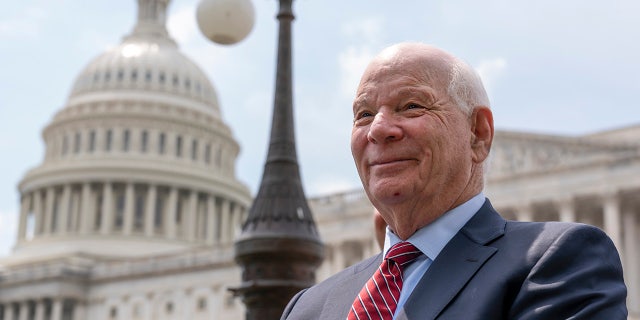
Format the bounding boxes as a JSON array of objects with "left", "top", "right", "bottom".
[{"left": 281, "top": 43, "right": 627, "bottom": 320}]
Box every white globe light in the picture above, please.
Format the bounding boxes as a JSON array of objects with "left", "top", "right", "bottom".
[{"left": 196, "top": 0, "right": 255, "bottom": 45}]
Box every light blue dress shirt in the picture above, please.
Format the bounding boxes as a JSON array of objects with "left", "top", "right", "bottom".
[{"left": 383, "top": 193, "right": 486, "bottom": 320}]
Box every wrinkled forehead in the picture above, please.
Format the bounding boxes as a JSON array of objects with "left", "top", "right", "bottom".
[
  {"left": 355, "top": 51, "right": 452, "bottom": 103},
  {"left": 357, "top": 47, "right": 453, "bottom": 94}
]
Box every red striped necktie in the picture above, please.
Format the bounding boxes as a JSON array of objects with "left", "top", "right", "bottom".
[{"left": 347, "top": 241, "right": 422, "bottom": 320}]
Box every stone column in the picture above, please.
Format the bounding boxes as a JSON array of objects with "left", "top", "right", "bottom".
[
  {"left": 17, "top": 193, "right": 30, "bottom": 240},
  {"left": 147, "top": 128, "right": 157, "bottom": 154},
  {"left": 44, "top": 187, "right": 55, "bottom": 235},
  {"left": 130, "top": 127, "right": 140, "bottom": 153},
  {"left": 68, "top": 188, "right": 79, "bottom": 232},
  {"left": 603, "top": 191, "right": 622, "bottom": 253},
  {"left": 18, "top": 301, "right": 28, "bottom": 320},
  {"left": 557, "top": 197, "right": 576, "bottom": 223},
  {"left": 33, "top": 191, "right": 43, "bottom": 236},
  {"left": 123, "top": 182, "right": 135, "bottom": 235},
  {"left": 95, "top": 127, "right": 105, "bottom": 154},
  {"left": 73, "top": 300, "right": 85, "bottom": 320},
  {"left": 166, "top": 187, "right": 178, "bottom": 239},
  {"left": 145, "top": 184, "right": 157, "bottom": 237},
  {"left": 112, "top": 127, "right": 122, "bottom": 153},
  {"left": 101, "top": 182, "right": 114, "bottom": 234},
  {"left": 220, "top": 200, "right": 231, "bottom": 243},
  {"left": 80, "top": 183, "right": 93, "bottom": 234},
  {"left": 51, "top": 298, "right": 62, "bottom": 320},
  {"left": 58, "top": 184, "right": 71, "bottom": 234},
  {"left": 624, "top": 209, "right": 639, "bottom": 315},
  {"left": 3, "top": 302, "right": 14, "bottom": 320},
  {"left": 34, "top": 300, "right": 45, "bottom": 320},
  {"left": 184, "top": 190, "right": 198, "bottom": 241},
  {"left": 232, "top": 205, "right": 243, "bottom": 239},
  {"left": 206, "top": 195, "right": 217, "bottom": 245},
  {"left": 167, "top": 132, "right": 176, "bottom": 159}
]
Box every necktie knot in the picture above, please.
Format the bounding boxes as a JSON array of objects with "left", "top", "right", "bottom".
[{"left": 385, "top": 241, "right": 422, "bottom": 267}]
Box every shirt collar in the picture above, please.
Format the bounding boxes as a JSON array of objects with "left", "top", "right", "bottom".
[{"left": 383, "top": 193, "right": 485, "bottom": 260}]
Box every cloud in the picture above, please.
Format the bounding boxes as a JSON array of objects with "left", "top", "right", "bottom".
[
  {"left": 167, "top": 4, "right": 199, "bottom": 45},
  {"left": 338, "top": 17, "right": 385, "bottom": 98},
  {"left": 338, "top": 46, "right": 374, "bottom": 98},
  {"left": 475, "top": 58, "right": 507, "bottom": 100},
  {"left": 0, "top": 6, "right": 47, "bottom": 39},
  {"left": 342, "top": 17, "right": 384, "bottom": 44}
]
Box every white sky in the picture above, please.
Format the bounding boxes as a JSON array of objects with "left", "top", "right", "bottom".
[{"left": 1, "top": 0, "right": 639, "bottom": 257}]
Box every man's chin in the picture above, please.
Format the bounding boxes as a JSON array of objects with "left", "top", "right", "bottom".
[{"left": 368, "top": 182, "right": 410, "bottom": 205}]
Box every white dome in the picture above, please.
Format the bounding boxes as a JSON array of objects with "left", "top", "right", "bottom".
[
  {"left": 67, "top": 0, "right": 221, "bottom": 117},
  {"left": 13, "top": 0, "right": 251, "bottom": 261}
]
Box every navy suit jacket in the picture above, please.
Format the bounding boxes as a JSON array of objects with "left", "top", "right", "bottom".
[{"left": 281, "top": 199, "right": 627, "bottom": 319}]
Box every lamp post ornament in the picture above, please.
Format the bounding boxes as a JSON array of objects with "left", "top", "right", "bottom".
[{"left": 196, "top": 0, "right": 325, "bottom": 319}]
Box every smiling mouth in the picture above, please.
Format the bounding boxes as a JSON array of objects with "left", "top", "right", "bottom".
[{"left": 370, "top": 158, "right": 414, "bottom": 167}]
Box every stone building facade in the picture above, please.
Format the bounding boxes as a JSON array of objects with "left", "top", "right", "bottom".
[{"left": 0, "top": 0, "right": 637, "bottom": 319}]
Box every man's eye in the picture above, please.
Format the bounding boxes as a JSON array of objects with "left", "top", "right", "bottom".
[
  {"left": 355, "top": 111, "right": 373, "bottom": 120},
  {"left": 407, "top": 103, "right": 423, "bottom": 109}
]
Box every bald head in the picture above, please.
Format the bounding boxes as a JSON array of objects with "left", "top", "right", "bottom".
[{"left": 362, "top": 42, "right": 490, "bottom": 115}]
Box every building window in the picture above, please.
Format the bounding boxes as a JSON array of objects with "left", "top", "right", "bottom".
[
  {"left": 115, "top": 190, "right": 125, "bottom": 229},
  {"left": 158, "top": 133, "right": 166, "bottom": 154},
  {"left": 132, "top": 304, "right": 142, "bottom": 318},
  {"left": 175, "top": 196, "right": 183, "bottom": 224},
  {"left": 109, "top": 306, "right": 118, "bottom": 319},
  {"left": 88, "top": 130, "right": 96, "bottom": 152},
  {"left": 62, "top": 135, "right": 69, "bottom": 155},
  {"left": 154, "top": 194, "right": 164, "bottom": 230},
  {"left": 165, "top": 302, "right": 174, "bottom": 314},
  {"left": 176, "top": 136, "right": 183, "bottom": 157},
  {"left": 74, "top": 132, "right": 81, "bottom": 153},
  {"left": 105, "top": 129, "right": 113, "bottom": 151},
  {"left": 131, "top": 69, "right": 138, "bottom": 82},
  {"left": 204, "top": 144, "right": 211, "bottom": 164},
  {"left": 191, "top": 139, "right": 198, "bottom": 161},
  {"left": 145, "top": 70, "right": 152, "bottom": 83},
  {"left": 134, "top": 191, "right": 144, "bottom": 231},
  {"left": 159, "top": 72, "right": 166, "bottom": 84},
  {"left": 197, "top": 297, "right": 207, "bottom": 312},
  {"left": 95, "top": 194, "right": 103, "bottom": 230},
  {"left": 140, "top": 130, "right": 148, "bottom": 152},
  {"left": 122, "top": 129, "right": 130, "bottom": 151}
]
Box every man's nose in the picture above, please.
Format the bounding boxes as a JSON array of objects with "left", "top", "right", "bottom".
[{"left": 367, "top": 112, "right": 403, "bottom": 144}]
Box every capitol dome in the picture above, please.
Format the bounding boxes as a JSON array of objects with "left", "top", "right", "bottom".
[
  {"left": 68, "top": 23, "right": 221, "bottom": 118},
  {"left": 12, "top": 0, "right": 251, "bottom": 263}
]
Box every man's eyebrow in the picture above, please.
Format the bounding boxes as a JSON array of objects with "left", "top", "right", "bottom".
[
  {"left": 352, "top": 95, "right": 369, "bottom": 110},
  {"left": 394, "top": 86, "right": 437, "bottom": 103}
]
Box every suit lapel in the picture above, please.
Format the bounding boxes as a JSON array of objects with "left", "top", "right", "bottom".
[
  {"left": 401, "top": 200, "right": 506, "bottom": 319},
  {"left": 322, "top": 254, "right": 382, "bottom": 318}
]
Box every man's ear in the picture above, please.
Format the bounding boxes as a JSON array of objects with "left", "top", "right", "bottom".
[{"left": 470, "top": 106, "right": 494, "bottom": 163}]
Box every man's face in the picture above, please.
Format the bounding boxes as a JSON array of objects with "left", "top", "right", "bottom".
[{"left": 350, "top": 53, "right": 476, "bottom": 230}]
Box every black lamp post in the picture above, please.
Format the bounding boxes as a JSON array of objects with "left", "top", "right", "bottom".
[{"left": 196, "top": 0, "right": 324, "bottom": 319}]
